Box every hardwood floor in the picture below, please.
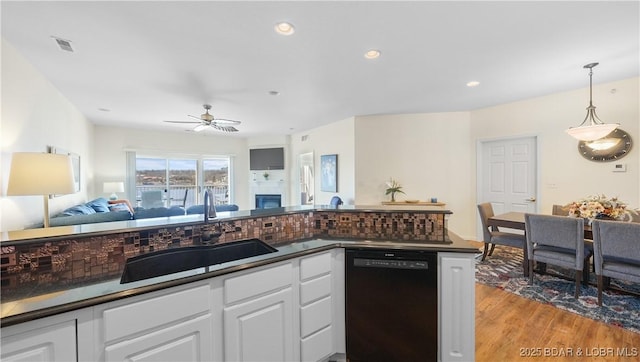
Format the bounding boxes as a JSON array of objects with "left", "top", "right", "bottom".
[{"left": 475, "top": 279, "right": 640, "bottom": 361}]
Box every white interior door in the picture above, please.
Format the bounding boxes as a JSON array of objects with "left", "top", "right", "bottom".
[{"left": 477, "top": 137, "right": 538, "bottom": 236}]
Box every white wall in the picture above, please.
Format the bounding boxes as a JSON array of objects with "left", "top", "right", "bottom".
[
  {"left": 354, "top": 112, "right": 473, "bottom": 236},
  {"left": 93, "top": 125, "right": 251, "bottom": 209},
  {"left": 1, "top": 40, "right": 94, "bottom": 231},
  {"left": 470, "top": 77, "right": 639, "bottom": 219},
  {"left": 289, "top": 117, "right": 356, "bottom": 205}
]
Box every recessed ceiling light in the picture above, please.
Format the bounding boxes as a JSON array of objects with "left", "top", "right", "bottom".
[
  {"left": 268, "top": 90, "right": 280, "bottom": 96},
  {"left": 466, "top": 81, "right": 480, "bottom": 87},
  {"left": 364, "top": 49, "right": 381, "bottom": 59},
  {"left": 274, "top": 22, "right": 295, "bottom": 35},
  {"left": 98, "top": 108, "right": 111, "bottom": 112}
]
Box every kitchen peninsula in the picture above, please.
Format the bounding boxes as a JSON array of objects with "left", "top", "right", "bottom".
[{"left": 1, "top": 205, "right": 476, "bottom": 362}]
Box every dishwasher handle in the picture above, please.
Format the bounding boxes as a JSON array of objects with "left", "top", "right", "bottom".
[{"left": 353, "top": 258, "right": 430, "bottom": 270}]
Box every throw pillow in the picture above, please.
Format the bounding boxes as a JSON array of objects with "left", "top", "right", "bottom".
[
  {"left": 86, "top": 198, "right": 110, "bottom": 213},
  {"left": 62, "top": 204, "right": 96, "bottom": 216},
  {"left": 109, "top": 202, "right": 134, "bottom": 217}
]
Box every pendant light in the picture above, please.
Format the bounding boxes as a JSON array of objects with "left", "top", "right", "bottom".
[{"left": 565, "top": 62, "right": 618, "bottom": 141}]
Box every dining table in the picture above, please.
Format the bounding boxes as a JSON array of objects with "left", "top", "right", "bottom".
[
  {"left": 488, "top": 211, "right": 594, "bottom": 239},
  {"left": 487, "top": 211, "right": 594, "bottom": 277}
]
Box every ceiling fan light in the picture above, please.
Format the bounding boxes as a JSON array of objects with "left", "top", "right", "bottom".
[
  {"left": 193, "top": 124, "right": 207, "bottom": 132},
  {"left": 566, "top": 123, "right": 618, "bottom": 141}
]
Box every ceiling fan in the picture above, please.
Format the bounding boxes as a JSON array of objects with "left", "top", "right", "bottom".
[{"left": 164, "top": 104, "right": 240, "bottom": 132}]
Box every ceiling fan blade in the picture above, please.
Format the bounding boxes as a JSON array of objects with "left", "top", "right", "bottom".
[
  {"left": 193, "top": 124, "right": 207, "bottom": 132},
  {"left": 187, "top": 114, "right": 202, "bottom": 121},
  {"left": 212, "top": 118, "right": 241, "bottom": 125},
  {"left": 211, "top": 123, "right": 239, "bottom": 132},
  {"left": 164, "top": 120, "right": 201, "bottom": 124}
]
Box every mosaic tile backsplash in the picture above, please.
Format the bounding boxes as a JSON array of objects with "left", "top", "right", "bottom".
[{"left": 1, "top": 210, "right": 445, "bottom": 300}]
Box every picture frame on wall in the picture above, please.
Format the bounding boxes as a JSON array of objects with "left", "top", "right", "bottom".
[
  {"left": 49, "top": 146, "right": 81, "bottom": 195},
  {"left": 320, "top": 154, "right": 338, "bottom": 192}
]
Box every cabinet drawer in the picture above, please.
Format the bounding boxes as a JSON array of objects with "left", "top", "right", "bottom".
[
  {"left": 105, "top": 314, "right": 213, "bottom": 361},
  {"left": 301, "top": 325, "right": 333, "bottom": 362},
  {"left": 103, "top": 284, "right": 210, "bottom": 342},
  {"left": 300, "top": 296, "right": 332, "bottom": 338},
  {"left": 224, "top": 262, "right": 292, "bottom": 305},
  {"left": 300, "top": 273, "right": 331, "bottom": 305},
  {"left": 1, "top": 320, "right": 77, "bottom": 362},
  {"left": 300, "top": 251, "right": 332, "bottom": 281}
]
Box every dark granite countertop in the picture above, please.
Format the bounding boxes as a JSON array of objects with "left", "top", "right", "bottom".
[{"left": 1, "top": 231, "right": 476, "bottom": 327}]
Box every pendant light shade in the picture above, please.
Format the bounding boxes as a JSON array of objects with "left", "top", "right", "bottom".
[{"left": 565, "top": 62, "right": 618, "bottom": 141}]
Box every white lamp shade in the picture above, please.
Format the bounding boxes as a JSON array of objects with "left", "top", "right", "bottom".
[
  {"left": 565, "top": 123, "right": 619, "bottom": 142},
  {"left": 7, "top": 152, "right": 76, "bottom": 196},
  {"left": 103, "top": 181, "right": 125, "bottom": 193}
]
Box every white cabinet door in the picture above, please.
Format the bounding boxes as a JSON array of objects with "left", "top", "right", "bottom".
[
  {"left": 104, "top": 314, "right": 212, "bottom": 362},
  {"left": 224, "top": 287, "right": 294, "bottom": 362},
  {"left": 439, "top": 252, "right": 476, "bottom": 362},
  {"left": 1, "top": 319, "right": 76, "bottom": 362},
  {"left": 95, "top": 283, "right": 213, "bottom": 362}
]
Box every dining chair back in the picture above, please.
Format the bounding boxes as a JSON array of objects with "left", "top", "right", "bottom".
[
  {"left": 330, "top": 196, "right": 343, "bottom": 207},
  {"left": 477, "top": 203, "right": 525, "bottom": 262},
  {"left": 179, "top": 189, "right": 189, "bottom": 208},
  {"left": 141, "top": 190, "right": 164, "bottom": 209},
  {"left": 524, "top": 214, "right": 591, "bottom": 298},
  {"left": 552, "top": 204, "right": 571, "bottom": 216},
  {"left": 592, "top": 220, "right": 640, "bottom": 306}
]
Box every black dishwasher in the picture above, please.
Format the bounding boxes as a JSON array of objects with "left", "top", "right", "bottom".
[{"left": 346, "top": 248, "right": 438, "bottom": 362}]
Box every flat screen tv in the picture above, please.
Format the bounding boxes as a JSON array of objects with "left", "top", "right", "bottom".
[{"left": 250, "top": 147, "right": 284, "bottom": 170}]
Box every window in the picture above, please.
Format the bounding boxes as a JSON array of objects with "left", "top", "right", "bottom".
[
  {"left": 133, "top": 155, "right": 231, "bottom": 208},
  {"left": 203, "top": 158, "right": 230, "bottom": 205}
]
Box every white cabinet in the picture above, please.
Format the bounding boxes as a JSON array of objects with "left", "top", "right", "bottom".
[
  {"left": 104, "top": 314, "right": 212, "bottom": 361},
  {"left": 1, "top": 314, "right": 78, "bottom": 362},
  {"left": 299, "top": 251, "right": 335, "bottom": 362},
  {"left": 94, "top": 283, "right": 213, "bottom": 362},
  {"left": 223, "top": 262, "right": 294, "bottom": 361},
  {"left": 439, "top": 252, "right": 476, "bottom": 362}
]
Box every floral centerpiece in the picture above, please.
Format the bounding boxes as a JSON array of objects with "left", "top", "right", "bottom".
[
  {"left": 385, "top": 178, "right": 405, "bottom": 202},
  {"left": 566, "top": 194, "right": 635, "bottom": 222}
]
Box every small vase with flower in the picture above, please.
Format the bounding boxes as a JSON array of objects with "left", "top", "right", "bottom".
[{"left": 385, "top": 178, "right": 405, "bottom": 202}]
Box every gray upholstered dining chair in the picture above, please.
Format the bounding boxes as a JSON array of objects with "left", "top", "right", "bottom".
[
  {"left": 477, "top": 203, "right": 526, "bottom": 262},
  {"left": 524, "top": 214, "right": 592, "bottom": 298},
  {"left": 592, "top": 220, "right": 640, "bottom": 306}
]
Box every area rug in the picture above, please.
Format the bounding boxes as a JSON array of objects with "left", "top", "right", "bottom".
[{"left": 475, "top": 245, "right": 640, "bottom": 334}]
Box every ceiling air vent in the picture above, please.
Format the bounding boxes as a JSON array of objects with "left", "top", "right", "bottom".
[{"left": 52, "top": 36, "right": 74, "bottom": 52}]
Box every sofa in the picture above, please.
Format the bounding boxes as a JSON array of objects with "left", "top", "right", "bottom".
[{"left": 47, "top": 198, "right": 187, "bottom": 227}]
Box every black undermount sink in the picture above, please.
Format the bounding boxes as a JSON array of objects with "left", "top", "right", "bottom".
[{"left": 120, "top": 238, "right": 278, "bottom": 283}]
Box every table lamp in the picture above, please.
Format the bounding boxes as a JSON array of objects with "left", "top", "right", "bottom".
[
  {"left": 7, "top": 152, "right": 76, "bottom": 228},
  {"left": 103, "top": 181, "right": 124, "bottom": 200}
]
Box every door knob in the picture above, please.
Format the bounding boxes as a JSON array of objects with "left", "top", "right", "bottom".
[{"left": 526, "top": 197, "right": 536, "bottom": 202}]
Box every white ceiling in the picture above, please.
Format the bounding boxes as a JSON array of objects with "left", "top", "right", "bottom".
[{"left": 2, "top": 1, "right": 639, "bottom": 137}]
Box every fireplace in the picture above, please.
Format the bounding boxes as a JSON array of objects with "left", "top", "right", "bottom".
[{"left": 255, "top": 194, "right": 282, "bottom": 209}]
